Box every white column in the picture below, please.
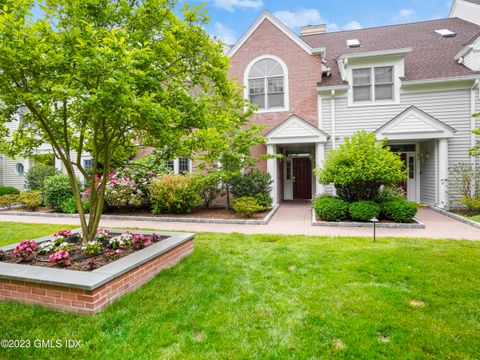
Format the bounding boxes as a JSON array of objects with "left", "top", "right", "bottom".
[
  {"left": 23, "top": 157, "right": 30, "bottom": 174},
  {"left": 173, "top": 158, "right": 179, "bottom": 174},
  {"left": 315, "top": 143, "right": 325, "bottom": 196},
  {"left": 55, "top": 157, "right": 62, "bottom": 172},
  {"left": 267, "top": 144, "right": 278, "bottom": 205},
  {"left": 438, "top": 139, "right": 449, "bottom": 209}
]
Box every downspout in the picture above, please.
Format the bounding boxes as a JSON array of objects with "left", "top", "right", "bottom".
[
  {"left": 471, "top": 79, "right": 479, "bottom": 195},
  {"left": 331, "top": 89, "right": 336, "bottom": 150}
]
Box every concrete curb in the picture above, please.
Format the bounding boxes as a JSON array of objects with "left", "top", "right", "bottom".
[
  {"left": 428, "top": 206, "right": 480, "bottom": 230},
  {"left": 0, "top": 204, "right": 280, "bottom": 226},
  {"left": 311, "top": 208, "right": 426, "bottom": 229}
]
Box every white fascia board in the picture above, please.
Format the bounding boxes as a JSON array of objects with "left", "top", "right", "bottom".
[
  {"left": 316, "top": 85, "right": 349, "bottom": 92},
  {"left": 338, "top": 48, "right": 412, "bottom": 61},
  {"left": 401, "top": 75, "right": 480, "bottom": 85},
  {"left": 227, "top": 11, "right": 315, "bottom": 57}
]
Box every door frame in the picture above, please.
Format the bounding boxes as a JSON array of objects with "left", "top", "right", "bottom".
[{"left": 390, "top": 142, "right": 420, "bottom": 202}]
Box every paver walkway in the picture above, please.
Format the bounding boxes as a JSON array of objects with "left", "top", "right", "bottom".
[{"left": 0, "top": 202, "right": 479, "bottom": 240}]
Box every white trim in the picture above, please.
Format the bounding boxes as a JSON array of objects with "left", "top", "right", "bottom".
[
  {"left": 317, "top": 95, "right": 322, "bottom": 129},
  {"left": 331, "top": 91, "right": 336, "bottom": 150},
  {"left": 438, "top": 139, "right": 449, "bottom": 209},
  {"left": 267, "top": 145, "right": 278, "bottom": 205},
  {"left": 227, "top": 11, "right": 320, "bottom": 57},
  {"left": 244, "top": 54, "right": 290, "bottom": 113},
  {"left": 315, "top": 143, "right": 325, "bottom": 196},
  {"left": 338, "top": 48, "right": 412, "bottom": 61},
  {"left": 316, "top": 85, "right": 349, "bottom": 92},
  {"left": 266, "top": 115, "right": 329, "bottom": 145},
  {"left": 401, "top": 75, "right": 480, "bottom": 86}
]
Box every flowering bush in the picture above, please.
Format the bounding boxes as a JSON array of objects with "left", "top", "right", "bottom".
[
  {"left": 132, "top": 234, "right": 153, "bottom": 249},
  {"left": 38, "top": 240, "right": 56, "bottom": 255},
  {"left": 53, "top": 229, "right": 72, "bottom": 243},
  {"left": 83, "top": 240, "right": 102, "bottom": 255},
  {"left": 95, "top": 229, "right": 110, "bottom": 241},
  {"left": 108, "top": 248, "right": 123, "bottom": 259},
  {"left": 108, "top": 232, "right": 133, "bottom": 249},
  {"left": 49, "top": 250, "right": 71, "bottom": 267},
  {"left": 13, "top": 240, "right": 38, "bottom": 263},
  {"left": 104, "top": 167, "right": 156, "bottom": 209}
]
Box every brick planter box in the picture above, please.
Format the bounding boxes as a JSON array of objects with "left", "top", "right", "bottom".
[{"left": 0, "top": 229, "right": 194, "bottom": 314}]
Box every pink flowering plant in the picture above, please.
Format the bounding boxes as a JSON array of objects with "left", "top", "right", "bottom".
[
  {"left": 108, "top": 232, "right": 133, "bottom": 249},
  {"left": 132, "top": 234, "right": 153, "bottom": 250},
  {"left": 53, "top": 230, "right": 72, "bottom": 244},
  {"left": 13, "top": 240, "right": 38, "bottom": 263},
  {"left": 108, "top": 248, "right": 123, "bottom": 259},
  {"left": 49, "top": 250, "right": 71, "bottom": 267},
  {"left": 95, "top": 228, "right": 110, "bottom": 241}
]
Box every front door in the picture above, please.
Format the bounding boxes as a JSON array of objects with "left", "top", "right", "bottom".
[{"left": 293, "top": 158, "right": 312, "bottom": 200}]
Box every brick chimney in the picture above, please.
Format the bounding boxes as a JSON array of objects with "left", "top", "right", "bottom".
[{"left": 300, "top": 24, "right": 327, "bottom": 36}]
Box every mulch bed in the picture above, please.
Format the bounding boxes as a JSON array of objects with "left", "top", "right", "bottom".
[
  {"left": 1, "top": 206, "right": 271, "bottom": 220},
  {"left": 1, "top": 233, "right": 165, "bottom": 272}
]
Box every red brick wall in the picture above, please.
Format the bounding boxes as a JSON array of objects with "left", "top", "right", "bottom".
[
  {"left": 0, "top": 239, "right": 194, "bottom": 315},
  {"left": 229, "top": 19, "right": 322, "bottom": 136}
]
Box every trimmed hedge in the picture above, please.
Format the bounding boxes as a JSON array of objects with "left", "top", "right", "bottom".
[
  {"left": 232, "top": 196, "right": 263, "bottom": 218},
  {"left": 349, "top": 201, "right": 381, "bottom": 222},
  {"left": 149, "top": 174, "right": 201, "bottom": 214},
  {"left": 0, "top": 185, "right": 19, "bottom": 196},
  {"left": 313, "top": 196, "right": 349, "bottom": 222},
  {"left": 382, "top": 199, "right": 418, "bottom": 223}
]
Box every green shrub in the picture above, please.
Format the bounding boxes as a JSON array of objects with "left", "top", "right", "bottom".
[
  {"left": 59, "top": 197, "right": 78, "bottom": 214},
  {"left": 149, "top": 174, "right": 201, "bottom": 214},
  {"left": 18, "top": 190, "right": 42, "bottom": 210},
  {"left": 374, "top": 186, "right": 405, "bottom": 203},
  {"left": 349, "top": 201, "right": 381, "bottom": 222},
  {"left": 43, "top": 174, "right": 74, "bottom": 210},
  {"left": 232, "top": 196, "right": 263, "bottom": 218},
  {"left": 194, "top": 172, "right": 223, "bottom": 208},
  {"left": 231, "top": 170, "right": 272, "bottom": 208},
  {"left": 313, "top": 195, "right": 349, "bottom": 222},
  {"left": 461, "top": 197, "right": 480, "bottom": 212},
  {"left": 0, "top": 185, "right": 19, "bottom": 196},
  {"left": 382, "top": 199, "right": 418, "bottom": 223},
  {"left": 26, "top": 164, "right": 58, "bottom": 190},
  {"left": 316, "top": 131, "right": 406, "bottom": 201},
  {"left": 0, "top": 194, "right": 19, "bottom": 209}
]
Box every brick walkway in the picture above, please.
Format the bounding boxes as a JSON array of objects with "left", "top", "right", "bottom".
[{"left": 0, "top": 202, "right": 479, "bottom": 240}]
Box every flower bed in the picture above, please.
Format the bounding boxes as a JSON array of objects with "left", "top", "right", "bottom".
[{"left": 0, "top": 229, "right": 194, "bottom": 314}]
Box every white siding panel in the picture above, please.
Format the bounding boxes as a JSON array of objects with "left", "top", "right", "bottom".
[{"left": 451, "top": 1, "right": 480, "bottom": 26}]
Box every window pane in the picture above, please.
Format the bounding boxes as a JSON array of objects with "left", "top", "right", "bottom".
[
  {"left": 249, "top": 60, "right": 266, "bottom": 78},
  {"left": 164, "top": 161, "right": 174, "bottom": 172},
  {"left": 179, "top": 157, "right": 190, "bottom": 173},
  {"left": 375, "top": 84, "right": 393, "bottom": 100},
  {"left": 249, "top": 78, "right": 264, "bottom": 95},
  {"left": 353, "top": 68, "right": 371, "bottom": 85},
  {"left": 250, "top": 94, "right": 265, "bottom": 108},
  {"left": 266, "top": 59, "right": 283, "bottom": 76},
  {"left": 375, "top": 66, "right": 393, "bottom": 84},
  {"left": 267, "top": 77, "right": 284, "bottom": 93},
  {"left": 267, "top": 93, "right": 284, "bottom": 108},
  {"left": 353, "top": 85, "right": 371, "bottom": 101}
]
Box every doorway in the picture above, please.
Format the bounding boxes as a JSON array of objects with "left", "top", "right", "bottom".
[{"left": 293, "top": 158, "right": 312, "bottom": 200}]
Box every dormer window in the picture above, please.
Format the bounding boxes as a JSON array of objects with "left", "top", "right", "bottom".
[
  {"left": 352, "top": 66, "right": 394, "bottom": 103},
  {"left": 248, "top": 58, "right": 286, "bottom": 110}
]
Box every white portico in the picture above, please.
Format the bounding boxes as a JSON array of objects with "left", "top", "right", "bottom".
[{"left": 265, "top": 115, "right": 329, "bottom": 205}]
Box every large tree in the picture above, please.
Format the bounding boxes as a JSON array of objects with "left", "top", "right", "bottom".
[{"left": 0, "top": 0, "right": 249, "bottom": 241}]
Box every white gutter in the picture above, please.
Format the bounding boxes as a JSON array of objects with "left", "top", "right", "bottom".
[
  {"left": 402, "top": 75, "right": 480, "bottom": 86},
  {"left": 331, "top": 90, "right": 336, "bottom": 150},
  {"left": 317, "top": 84, "right": 349, "bottom": 92},
  {"left": 338, "top": 48, "right": 412, "bottom": 61}
]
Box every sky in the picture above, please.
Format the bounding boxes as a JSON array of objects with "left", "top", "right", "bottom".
[
  {"left": 31, "top": 0, "right": 455, "bottom": 45},
  {"left": 197, "top": 0, "right": 455, "bottom": 44}
]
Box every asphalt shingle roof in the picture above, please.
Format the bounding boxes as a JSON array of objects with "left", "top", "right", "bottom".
[{"left": 300, "top": 18, "right": 480, "bottom": 87}]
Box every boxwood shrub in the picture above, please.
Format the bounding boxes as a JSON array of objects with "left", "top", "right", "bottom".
[
  {"left": 313, "top": 196, "right": 349, "bottom": 222},
  {"left": 0, "top": 185, "right": 19, "bottom": 196},
  {"left": 232, "top": 196, "right": 263, "bottom": 218},
  {"left": 43, "top": 174, "right": 73, "bottom": 211},
  {"left": 349, "top": 201, "right": 381, "bottom": 222},
  {"left": 382, "top": 199, "right": 418, "bottom": 223}
]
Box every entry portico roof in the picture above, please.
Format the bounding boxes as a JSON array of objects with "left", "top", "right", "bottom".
[
  {"left": 266, "top": 115, "right": 329, "bottom": 145},
  {"left": 375, "top": 106, "right": 457, "bottom": 141}
]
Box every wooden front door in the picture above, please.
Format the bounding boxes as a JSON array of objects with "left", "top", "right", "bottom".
[{"left": 293, "top": 158, "right": 312, "bottom": 200}]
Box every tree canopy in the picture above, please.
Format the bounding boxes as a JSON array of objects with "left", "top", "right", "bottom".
[{"left": 0, "top": 0, "right": 252, "bottom": 241}]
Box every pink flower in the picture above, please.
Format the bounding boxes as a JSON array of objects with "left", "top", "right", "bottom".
[
  {"left": 49, "top": 250, "right": 71, "bottom": 267},
  {"left": 13, "top": 240, "right": 38, "bottom": 262}
]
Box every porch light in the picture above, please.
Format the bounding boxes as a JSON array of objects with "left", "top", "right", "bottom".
[{"left": 370, "top": 217, "right": 379, "bottom": 243}]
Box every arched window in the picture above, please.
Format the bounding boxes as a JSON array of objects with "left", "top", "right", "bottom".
[{"left": 248, "top": 58, "right": 286, "bottom": 110}]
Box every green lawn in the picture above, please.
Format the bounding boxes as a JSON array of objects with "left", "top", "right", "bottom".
[
  {"left": 469, "top": 214, "right": 480, "bottom": 223},
  {"left": 0, "top": 222, "right": 479, "bottom": 359}
]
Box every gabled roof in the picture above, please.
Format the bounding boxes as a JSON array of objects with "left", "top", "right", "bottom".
[
  {"left": 375, "top": 106, "right": 456, "bottom": 140},
  {"left": 266, "top": 115, "right": 329, "bottom": 144},
  {"left": 227, "top": 11, "right": 325, "bottom": 57},
  {"left": 301, "top": 18, "right": 480, "bottom": 87}
]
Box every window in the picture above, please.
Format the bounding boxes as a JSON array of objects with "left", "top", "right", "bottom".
[
  {"left": 164, "top": 160, "right": 174, "bottom": 172},
  {"left": 15, "top": 163, "right": 24, "bottom": 176},
  {"left": 248, "top": 58, "right": 285, "bottom": 110},
  {"left": 83, "top": 158, "right": 94, "bottom": 171},
  {"left": 178, "top": 157, "right": 190, "bottom": 173},
  {"left": 352, "top": 66, "right": 394, "bottom": 103}
]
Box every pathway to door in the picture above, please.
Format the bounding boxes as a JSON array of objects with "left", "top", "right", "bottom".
[{"left": 2, "top": 202, "right": 480, "bottom": 240}]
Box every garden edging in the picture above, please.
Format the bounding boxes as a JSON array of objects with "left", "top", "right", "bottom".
[
  {"left": 428, "top": 206, "right": 480, "bottom": 230},
  {"left": 311, "top": 209, "right": 426, "bottom": 229},
  {"left": 0, "top": 204, "right": 280, "bottom": 225},
  {"left": 0, "top": 229, "right": 194, "bottom": 314}
]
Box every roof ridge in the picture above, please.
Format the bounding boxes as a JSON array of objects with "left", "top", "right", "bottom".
[{"left": 300, "top": 17, "right": 474, "bottom": 38}]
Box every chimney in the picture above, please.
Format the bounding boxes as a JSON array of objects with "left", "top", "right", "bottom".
[{"left": 300, "top": 24, "right": 327, "bottom": 36}]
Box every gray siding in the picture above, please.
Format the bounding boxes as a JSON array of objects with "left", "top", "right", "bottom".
[
  {"left": 420, "top": 140, "right": 436, "bottom": 205},
  {"left": 320, "top": 88, "right": 473, "bottom": 207}
]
